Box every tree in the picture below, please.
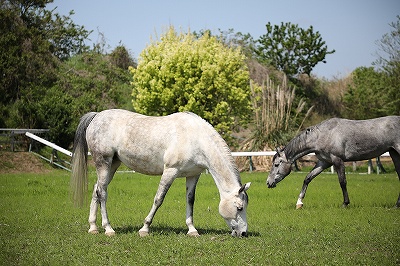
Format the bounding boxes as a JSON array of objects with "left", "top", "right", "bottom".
[
  {"left": 130, "top": 27, "right": 251, "bottom": 142},
  {"left": 343, "top": 67, "right": 388, "bottom": 119},
  {"left": 0, "top": 1, "right": 135, "bottom": 148},
  {"left": 43, "top": 50, "right": 134, "bottom": 148},
  {"left": 0, "top": 0, "right": 90, "bottom": 129},
  {"left": 373, "top": 15, "right": 400, "bottom": 115},
  {"left": 256, "top": 22, "right": 335, "bottom": 77},
  {"left": 374, "top": 15, "right": 400, "bottom": 68},
  {"left": 109, "top": 44, "right": 137, "bottom": 69}
]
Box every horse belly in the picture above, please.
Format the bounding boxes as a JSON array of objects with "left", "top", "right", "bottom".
[
  {"left": 117, "top": 151, "right": 165, "bottom": 175},
  {"left": 343, "top": 141, "right": 390, "bottom": 161}
]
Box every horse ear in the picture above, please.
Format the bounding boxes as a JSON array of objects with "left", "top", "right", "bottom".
[
  {"left": 276, "top": 147, "right": 283, "bottom": 156},
  {"left": 239, "top": 182, "right": 251, "bottom": 193}
]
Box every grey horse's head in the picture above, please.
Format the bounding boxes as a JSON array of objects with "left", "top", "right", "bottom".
[
  {"left": 267, "top": 147, "right": 292, "bottom": 188},
  {"left": 219, "top": 182, "right": 251, "bottom": 237}
]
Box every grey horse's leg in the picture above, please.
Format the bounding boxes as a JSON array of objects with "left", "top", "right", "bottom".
[
  {"left": 89, "top": 156, "right": 121, "bottom": 236},
  {"left": 296, "top": 160, "right": 332, "bottom": 209},
  {"left": 333, "top": 158, "right": 350, "bottom": 207},
  {"left": 139, "top": 167, "right": 179, "bottom": 237},
  {"left": 186, "top": 175, "right": 200, "bottom": 236},
  {"left": 389, "top": 148, "right": 400, "bottom": 207}
]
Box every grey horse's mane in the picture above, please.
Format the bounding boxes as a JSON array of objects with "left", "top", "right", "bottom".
[
  {"left": 184, "top": 112, "right": 240, "bottom": 181},
  {"left": 283, "top": 125, "right": 319, "bottom": 160}
]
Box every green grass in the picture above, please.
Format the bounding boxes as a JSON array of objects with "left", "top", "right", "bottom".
[{"left": 0, "top": 170, "right": 399, "bottom": 265}]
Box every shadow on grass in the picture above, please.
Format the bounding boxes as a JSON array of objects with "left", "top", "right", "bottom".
[{"left": 114, "top": 224, "right": 261, "bottom": 237}]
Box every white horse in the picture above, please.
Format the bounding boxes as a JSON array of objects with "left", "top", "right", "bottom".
[{"left": 71, "top": 109, "right": 251, "bottom": 237}]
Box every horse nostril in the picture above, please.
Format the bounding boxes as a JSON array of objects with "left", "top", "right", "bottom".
[{"left": 241, "top": 231, "right": 248, "bottom": 237}]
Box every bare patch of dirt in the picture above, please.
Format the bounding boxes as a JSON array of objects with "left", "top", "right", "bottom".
[{"left": 0, "top": 152, "right": 52, "bottom": 174}]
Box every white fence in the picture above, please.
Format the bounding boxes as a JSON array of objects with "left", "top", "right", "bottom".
[
  {"left": 25, "top": 132, "right": 72, "bottom": 171},
  {"left": 26, "top": 132, "right": 390, "bottom": 174}
]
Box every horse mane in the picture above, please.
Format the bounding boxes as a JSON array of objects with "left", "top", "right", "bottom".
[
  {"left": 184, "top": 112, "right": 240, "bottom": 181},
  {"left": 283, "top": 124, "right": 319, "bottom": 160}
]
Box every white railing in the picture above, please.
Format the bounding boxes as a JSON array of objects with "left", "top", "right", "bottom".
[{"left": 25, "top": 132, "right": 72, "bottom": 171}]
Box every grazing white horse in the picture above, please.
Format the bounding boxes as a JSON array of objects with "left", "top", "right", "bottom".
[
  {"left": 71, "top": 109, "right": 250, "bottom": 237},
  {"left": 267, "top": 116, "right": 400, "bottom": 209}
]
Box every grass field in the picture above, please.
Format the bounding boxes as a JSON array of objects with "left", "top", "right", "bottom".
[{"left": 0, "top": 170, "right": 399, "bottom": 265}]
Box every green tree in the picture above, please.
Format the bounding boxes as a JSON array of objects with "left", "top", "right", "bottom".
[
  {"left": 343, "top": 67, "right": 388, "bottom": 119},
  {"left": 130, "top": 27, "right": 251, "bottom": 142},
  {"left": 0, "top": 0, "right": 90, "bottom": 129},
  {"left": 0, "top": 1, "right": 135, "bottom": 148},
  {"left": 43, "top": 50, "right": 134, "bottom": 148},
  {"left": 373, "top": 15, "right": 400, "bottom": 115},
  {"left": 256, "top": 22, "right": 335, "bottom": 77}
]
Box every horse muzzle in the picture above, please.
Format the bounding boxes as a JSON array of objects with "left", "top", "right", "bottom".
[{"left": 267, "top": 179, "right": 276, "bottom": 188}]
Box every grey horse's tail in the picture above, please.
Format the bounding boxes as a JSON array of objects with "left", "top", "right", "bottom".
[{"left": 70, "top": 112, "right": 97, "bottom": 207}]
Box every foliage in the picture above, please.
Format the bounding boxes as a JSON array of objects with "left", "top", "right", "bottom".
[
  {"left": 109, "top": 44, "right": 137, "bottom": 69},
  {"left": 373, "top": 15, "right": 400, "bottom": 115},
  {"left": 256, "top": 22, "right": 335, "bottom": 77},
  {"left": 343, "top": 67, "right": 395, "bottom": 119},
  {"left": 44, "top": 51, "right": 134, "bottom": 148},
  {"left": 130, "top": 27, "right": 251, "bottom": 142},
  {"left": 374, "top": 15, "right": 400, "bottom": 68},
  {"left": 244, "top": 75, "right": 313, "bottom": 151},
  {"left": 0, "top": 171, "right": 399, "bottom": 265},
  {"left": 0, "top": 0, "right": 90, "bottom": 129},
  {"left": 0, "top": 0, "right": 135, "bottom": 148}
]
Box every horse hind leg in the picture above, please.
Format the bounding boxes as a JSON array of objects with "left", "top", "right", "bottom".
[
  {"left": 89, "top": 156, "right": 121, "bottom": 236},
  {"left": 186, "top": 175, "right": 200, "bottom": 236},
  {"left": 334, "top": 159, "right": 350, "bottom": 207},
  {"left": 389, "top": 148, "right": 400, "bottom": 207}
]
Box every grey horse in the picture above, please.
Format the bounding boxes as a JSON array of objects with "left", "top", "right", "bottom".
[{"left": 267, "top": 116, "right": 400, "bottom": 208}]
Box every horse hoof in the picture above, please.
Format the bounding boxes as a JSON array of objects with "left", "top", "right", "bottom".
[
  {"left": 296, "top": 204, "right": 303, "bottom": 209},
  {"left": 187, "top": 231, "right": 200, "bottom": 237},
  {"left": 105, "top": 231, "right": 115, "bottom": 236},
  {"left": 88, "top": 229, "right": 99, "bottom": 234},
  {"left": 138, "top": 231, "right": 149, "bottom": 237}
]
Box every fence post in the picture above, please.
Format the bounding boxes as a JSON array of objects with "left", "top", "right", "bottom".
[{"left": 248, "top": 156, "right": 254, "bottom": 172}]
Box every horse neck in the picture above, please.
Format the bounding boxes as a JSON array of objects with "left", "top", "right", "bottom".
[
  {"left": 284, "top": 135, "right": 315, "bottom": 163},
  {"left": 205, "top": 147, "right": 241, "bottom": 195}
]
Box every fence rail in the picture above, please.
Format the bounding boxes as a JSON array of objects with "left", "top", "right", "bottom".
[{"left": 0, "top": 128, "right": 49, "bottom": 151}]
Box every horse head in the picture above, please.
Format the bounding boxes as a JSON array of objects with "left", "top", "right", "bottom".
[
  {"left": 267, "top": 147, "right": 292, "bottom": 188},
  {"left": 218, "top": 182, "right": 251, "bottom": 237}
]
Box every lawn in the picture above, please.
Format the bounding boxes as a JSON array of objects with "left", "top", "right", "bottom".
[{"left": 0, "top": 170, "right": 399, "bottom": 265}]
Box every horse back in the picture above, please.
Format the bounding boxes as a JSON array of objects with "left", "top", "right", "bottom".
[
  {"left": 85, "top": 109, "right": 215, "bottom": 175},
  {"left": 318, "top": 116, "right": 400, "bottom": 160}
]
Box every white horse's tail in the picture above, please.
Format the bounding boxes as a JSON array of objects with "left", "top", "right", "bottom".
[{"left": 70, "top": 112, "right": 97, "bottom": 207}]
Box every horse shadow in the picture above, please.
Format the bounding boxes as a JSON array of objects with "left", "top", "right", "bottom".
[{"left": 114, "top": 224, "right": 261, "bottom": 237}]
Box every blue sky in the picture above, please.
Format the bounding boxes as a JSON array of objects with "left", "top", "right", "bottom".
[{"left": 47, "top": 0, "right": 399, "bottom": 79}]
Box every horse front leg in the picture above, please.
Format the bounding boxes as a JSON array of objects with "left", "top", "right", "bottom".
[
  {"left": 139, "top": 168, "right": 178, "bottom": 237},
  {"left": 186, "top": 175, "right": 200, "bottom": 236},
  {"left": 297, "top": 160, "right": 332, "bottom": 209},
  {"left": 333, "top": 158, "right": 350, "bottom": 207}
]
